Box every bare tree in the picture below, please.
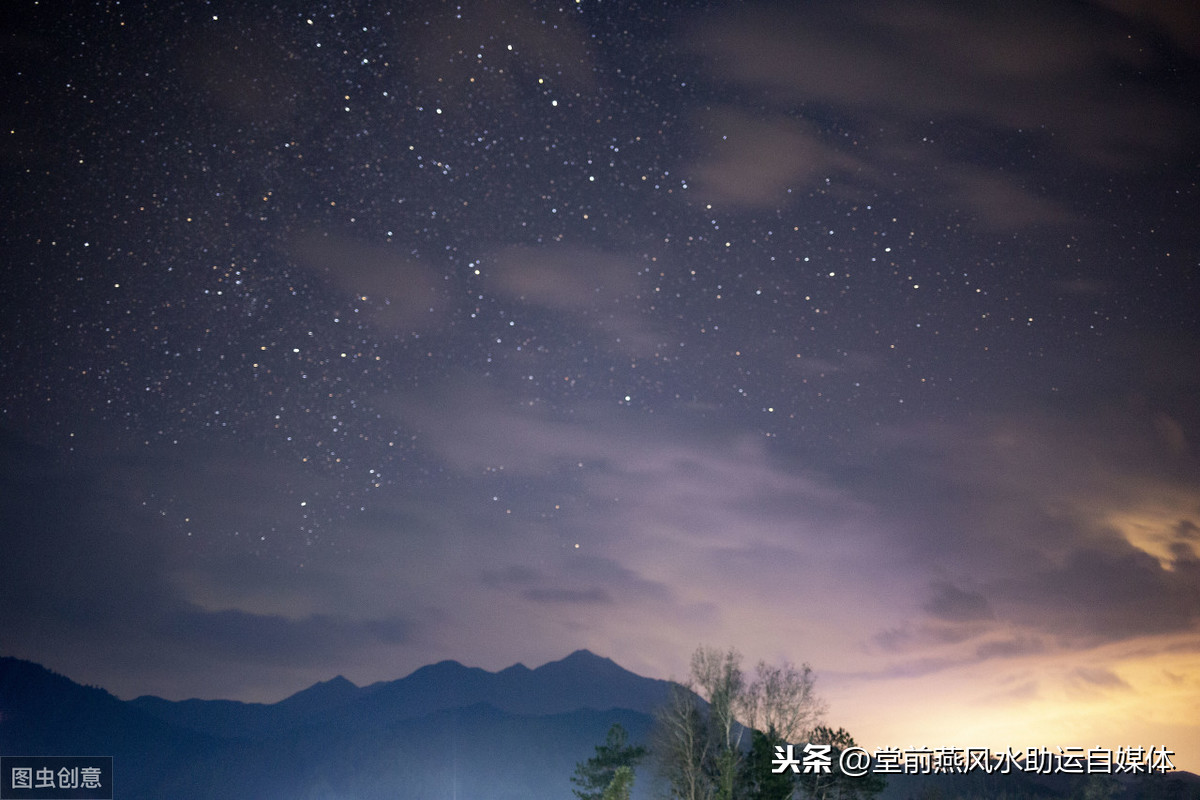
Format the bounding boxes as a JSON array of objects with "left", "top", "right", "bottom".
[
  {"left": 745, "top": 660, "right": 826, "bottom": 745},
  {"left": 653, "top": 678, "right": 714, "bottom": 800},
  {"left": 653, "top": 646, "right": 826, "bottom": 800},
  {"left": 690, "top": 646, "right": 747, "bottom": 800}
]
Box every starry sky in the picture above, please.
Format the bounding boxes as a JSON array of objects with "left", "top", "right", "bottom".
[{"left": 3, "top": 0, "right": 1199, "bottom": 770}]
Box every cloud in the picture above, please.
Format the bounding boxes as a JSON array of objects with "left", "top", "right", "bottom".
[
  {"left": 973, "top": 635, "right": 1045, "bottom": 660},
  {"left": 0, "top": 431, "right": 422, "bottom": 699},
  {"left": 490, "top": 245, "right": 637, "bottom": 311},
  {"left": 924, "top": 581, "right": 995, "bottom": 623},
  {"left": 979, "top": 679, "right": 1040, "bottom": 705},
  {"left": 687, "top": 108, "right": 865, "bottom": 208},
  {"left": 481, "top": 560, "right": 666, "bottom": 607},
  {"left": 934, "top": 165, "right": 1075, "bottom": 229},
  {"left": 522, "top": 587, "right": 613, "bottom": 605},
  {"left": 1070, "top": 666, "right": 1131, "bottom": 690},
  {"left": 682, "top": 0, "right": 1198, "bottom": 226},
  {"left": 1094, "top": 0, "right": 1200, "bottom": 58},
  {"left": 154, "top": 607, "right": 414, "bottom": 665},
  {"left": 853, "top": 404, "right": 1200, "bottom": 649},
  {"left": 377, "top": 372, "right": 901, "bottom": 665},
  {"left": 392, "top": 359, "right": 1200, "bottom": 684},
  {"left": 995, "top": 546, "right": 1200, "bottom": 642},
  {"left": 868, "top": 625, "right": 1045, "bottom": 674},
  {"left": 290, "top": 231, "right": 450, "bottom": 333},
  {"left": 691, "top": 0, "right": 1195, "bottom": 163},
  {"left": 872, "top": 623, "right": 983, "bottom": 653},
  {"left": 1154, "top": 413, "right": 1189, "bottom": 455},
  {"left": 489, "top": 244, "right": 668, "bottom": 356}
]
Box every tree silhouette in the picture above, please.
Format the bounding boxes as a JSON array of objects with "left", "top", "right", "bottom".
[
  {"left": 741, "top": 727, "right": 796, "bottom": 800},
  {"left": 796, "top": 726, "right": 885, "bottom": 800},
  {"left": 602, "top": 766, "right": 636, "bottom": 800},
  {"left": 572, "top": 723, "right": 647, "bottom": 800}
]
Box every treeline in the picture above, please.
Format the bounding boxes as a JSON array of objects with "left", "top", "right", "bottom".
[
  {"left": 570, "top": 645, "right": 1200, "bottom": 800},
  {"left": 571, "top": 645, "right": 884, "bottom": 800}
]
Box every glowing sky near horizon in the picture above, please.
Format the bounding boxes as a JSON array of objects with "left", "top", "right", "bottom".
[{"left": 1, "top": 0, "right": 1198, "bottom": 772}]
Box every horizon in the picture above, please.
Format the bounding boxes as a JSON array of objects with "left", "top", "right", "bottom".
[
  {"left": 6, "top": 645, "right": 1197, "bottom": 776},
  {"left": 3, "top": 647, "right": 642, "bottom": 702}
]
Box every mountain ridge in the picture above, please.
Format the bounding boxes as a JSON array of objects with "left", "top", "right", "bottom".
[
  {"left": 0, "top": 651, "right": 666, "bottom": 800},
  {"left": 4, "top": 653, "right": 1196, "bottom": 800},
  {"left": 119, "top": 647, "right": 673, "bottom": 742}
]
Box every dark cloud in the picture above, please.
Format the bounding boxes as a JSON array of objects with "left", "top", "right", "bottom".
[
  {"left": 483, "top": 564, "right": 616, "bottom": 606},
  {"left": 973, "top": 635, "right": 1045, "bottom": 660},
  {"left": 483, "top": 554, "right": 678, "bottom": 610},
  {"left": 996, "top": 546, "right": 1200, "bottom": 642},
  {"left": 872, "top": 623, "right": 983, "bottom": 653},
  {"left": 0, "top": 433, "right": 421, "bottom": 698},
  {"left": 481, "top": 565, "right": 543, "bottom": 587},
  {"left": 523, "top": 587, "right": 613, "bottom": 605},
  {"left": 860, "top": 632, "right": 1048, "bottom": 680},
  {"left": 155, "top": 607, "right": 414, "bottom": 665},
  {"left": 685, "top": 0, "right": 1199, "bottom": 229},
  {"left": 692, "top": 0, "right": 1197, "bottom": 164},
  {"left": 924, "top": 581, "right": 995, "bottom": 623},
  {"left": 1095, "top": 0, "right": 1200, "bottom": 58}
]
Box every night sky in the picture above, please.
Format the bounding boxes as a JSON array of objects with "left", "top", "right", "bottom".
[{"left": 3, "top": 0, "right": 1199, "bottom": 769}]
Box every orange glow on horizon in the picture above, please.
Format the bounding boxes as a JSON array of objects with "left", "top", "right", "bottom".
[{"left": 824, "top": 632, "right": 1200, "bottom": 774}]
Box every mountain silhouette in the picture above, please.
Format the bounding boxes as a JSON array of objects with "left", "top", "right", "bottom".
[
  {"left": 125, "top": 648, "right": 672, "bottom": 741},
  {"left": 1, "top": 651, "right": 668, "bottom": 799}
]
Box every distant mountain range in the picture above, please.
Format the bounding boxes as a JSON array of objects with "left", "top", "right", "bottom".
[
  {"left": 1, "top": 651, "right": 1196, "bottom": 800},
  {"left": 126, "top": 648, "right": 673, "bottom": 741},
  {"left": 0, "top": 650, "right": 670, "bottom": 799}
]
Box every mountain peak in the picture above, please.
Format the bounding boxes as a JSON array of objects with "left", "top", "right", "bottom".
[
  {"left": 536, "top": 648, "right": 625, "bottom": 677},
  {"left": 276, "top": 673, "right": 361, "bottom": 714},
  {"left": 324, "top": 674, "right": 357, "bottom": 689},
  {"left": 292, "top": 673, "right": 358, "bottom": 695},
  {"left": 394, "top": 658, "right": 485, "bottom": 685},
  {"left": 496, "top": 661, "right": 532, "bottom": 676}
]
